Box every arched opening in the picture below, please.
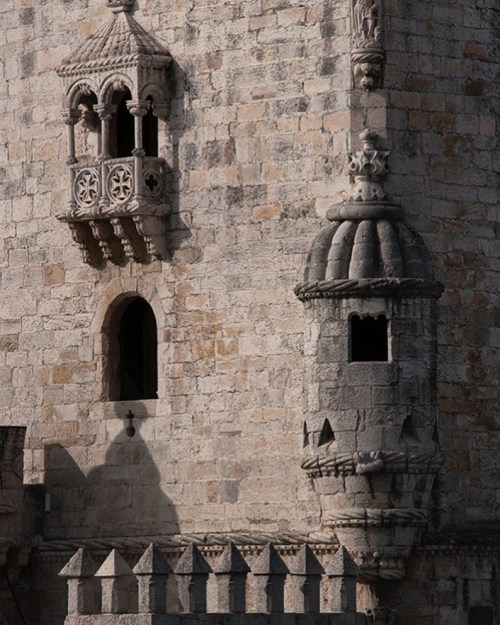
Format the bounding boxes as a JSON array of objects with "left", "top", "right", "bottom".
[
  {"left": 108, "top": 297, "right": 158, "bottom": 400},
  {"left": 75, "top": 91, "right": 100, "bottom": 162},
  {"left": 110, "top": 88, "right": 134, "bottom": 158},
  {"left": 143, "top": 95, "right": 158, "bottom": 157}
]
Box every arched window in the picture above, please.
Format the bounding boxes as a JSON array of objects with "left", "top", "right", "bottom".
[
  {"left": 110, "top": 88, "right": 134, "bottom": 158},
  {"left": 143, "top": 95, "right": 158, "bottom": 157},
  {"left": 109, "top": 297, "right": 158, "bottom": 400}
]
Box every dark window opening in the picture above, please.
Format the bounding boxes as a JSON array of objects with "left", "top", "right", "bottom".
[
  {"left": 118, "top": 298, "right": 158, "bottom": 400},
  {"left": 350, "top": 314, "right": 388, "bottom": 362},
  {"left": 143, "top": 96, "right": 158, "bottom": 157},
  {"left": 110, "top": 89, "right": 134, "bottom": 158},
  {"left": 469, "top": 606, "right": 494, "bottom": 625}
]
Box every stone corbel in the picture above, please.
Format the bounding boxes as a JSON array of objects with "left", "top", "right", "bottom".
[
  {"left": 89, "top": 219, "right": 124, "bottom": 264},
  {"left": 134, "top": 215, "right": 168, "bottom": 261},
  {"left": 352, "top": 48, "right": 384, "bottom": 91},
  {"left": 68, "top": 222, "right": 102, "bottom": 267},
  {"left": 351, "top": 0, "right": 384, "bottom": 90},
  {"left": 111, "top": 217, "right": 147, "bottom": 262}
]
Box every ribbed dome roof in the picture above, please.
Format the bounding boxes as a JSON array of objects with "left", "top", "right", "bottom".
[
  {"left": 295, "top": 207, "right": 443, "bottom": 300},
  {"left": 62, "top": 11, "right": 169, "bottom": 66},
  {"left": 296, "top": 131, "right": 443, "bottom": 300},
  {"left": 304, "top": 218, "right": 435, "bottom": 283}
]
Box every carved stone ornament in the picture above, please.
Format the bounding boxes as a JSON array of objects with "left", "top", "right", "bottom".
[
  {"left": 351, "top": 0, "right": 384, "bottom": 90},
  {"left": 56, "top": 0, "right": 172, "bottom": 266},
  {"left": 348, "top": 130, "right": 389, "bottom": 202},
  {"left": 106, "top": 0, "right": 134, "bottom": 12}
]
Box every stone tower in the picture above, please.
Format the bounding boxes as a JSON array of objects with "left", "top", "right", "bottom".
[{"left": 0, "top": 1, "right": 498, "bottom": 624}]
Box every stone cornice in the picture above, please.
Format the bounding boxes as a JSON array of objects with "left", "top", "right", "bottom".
[{"left": 56, "top": 54, "right": 171, "bottom": 78}]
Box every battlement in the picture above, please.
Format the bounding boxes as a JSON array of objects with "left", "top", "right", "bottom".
[{"left": 59, "top": 543, "right": 369, "bottom": 623}]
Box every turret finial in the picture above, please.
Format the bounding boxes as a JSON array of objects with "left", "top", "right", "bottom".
[
  {"left": 106, "top": 0, "right": 133, "bottom": 13},
  {"left": 347, "top": 130, "right": 390, "bottom": 202}
]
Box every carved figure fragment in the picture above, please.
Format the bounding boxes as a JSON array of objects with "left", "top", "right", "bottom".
[
  {"left": 351, "top": 0, "right": 384, "bottom": 90},
  {"left": 353, "top": 0, "right": 380, "bottom": 43}
]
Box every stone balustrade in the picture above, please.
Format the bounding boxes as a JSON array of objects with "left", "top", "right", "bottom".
[
  {"left": 70, "top": 157, "right": 166, "bottom": 217},
  {"left": 58, "top": 157, "right": 169, "bottom": 266}
]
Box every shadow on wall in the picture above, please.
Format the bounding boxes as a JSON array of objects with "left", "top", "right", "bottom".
[
  {"left": 43, "top": 405, "right": 179, "bottom": 540},
  {"left": 36, "top": 405, "right": 180, "bottom": 625},
  {"left": 164, "top": 57, "right": 194, "bottom": 260}
]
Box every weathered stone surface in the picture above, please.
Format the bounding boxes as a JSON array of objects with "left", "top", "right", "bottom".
[
  {"left": 0, "top": 0, "right": 498, "bottom": 623},
  {"left": 59, "top": 549, "right": 97, "bottom": 579}
]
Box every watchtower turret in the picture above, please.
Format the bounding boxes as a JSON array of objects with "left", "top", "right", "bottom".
[{"left": 296, "top": 131, "right": 443, "bottom": 582}]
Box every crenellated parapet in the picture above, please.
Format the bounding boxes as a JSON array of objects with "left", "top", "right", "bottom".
[{"left": 58, "top": 542, "right": 368, "bottom": 622}]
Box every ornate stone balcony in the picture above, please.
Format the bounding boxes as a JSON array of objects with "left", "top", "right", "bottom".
[
  {"left": 58, "top": 156, "right": 169, "bottom": 266},
  {"left": 56, "top": 0, "right": 172, "bottom": 267}
]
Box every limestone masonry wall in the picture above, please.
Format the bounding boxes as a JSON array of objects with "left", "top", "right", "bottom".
[{"left": 0, "top": 0, "right": 498, "bottom": 624}]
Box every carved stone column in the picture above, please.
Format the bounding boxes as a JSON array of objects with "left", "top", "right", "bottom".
[
  {"left": 61, "top": 108, "right": 80, "bottom": 213},
  {"left": 127, "top": 99, "right": 149, "bottom": 202},
  {"left": 94, "top": 104, "right": 115, "bottom": 212},
  {"left": 93, "top": 103, "right": 115, "bottom": 160}
]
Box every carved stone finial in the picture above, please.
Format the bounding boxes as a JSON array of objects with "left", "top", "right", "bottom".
[
  {"left": 347, "top": 131, "right": 390, "bottom": 202},
  {"left": 106, "top": 0, "right": 134, "bottom": 13}
]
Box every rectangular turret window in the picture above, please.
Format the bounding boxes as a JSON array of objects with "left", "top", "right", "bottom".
[
  {"left": 350, "top": 314, "right": 388, "bottom": 362},
  {"left": 468, "top": 606, "right": 494, "bottom": 625}
]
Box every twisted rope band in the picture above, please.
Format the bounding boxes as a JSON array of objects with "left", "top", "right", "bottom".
[
  {"left": 324, "top": 507, "right": 428, "bottom": 528},
  {"left": 34, "top": 530, "right": 338, "bottom": 555},
  {"left": 302, "top": 449, "right": 444, "bottom": 477},
  {"left": 295, "top": 278, "right": 443, "bottom": 300}
]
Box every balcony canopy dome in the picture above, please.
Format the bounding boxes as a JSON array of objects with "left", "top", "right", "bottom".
[
  {"left": 64, "top": 13, "right": 169, "bottom": 66},
  {"left": 57, "top": 0, "right": 170, "bottom": 79}
]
